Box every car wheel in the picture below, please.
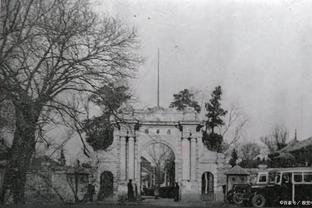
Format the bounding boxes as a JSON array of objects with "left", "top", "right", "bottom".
[
  {"left": 251, "top": 194, "right": 266, "bottom": 208},
  {"left": 233, "top": 193, "right": 243, "bottom": 205}
]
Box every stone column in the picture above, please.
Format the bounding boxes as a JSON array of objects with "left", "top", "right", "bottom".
[
  {"left": 190, "top": 137, "right": 197, "bottom": 181},
  {"left": 128, "top": 137, "right": 135, "bottom": 180},
  {"left": 181, "top": 137, "right": 190, "bottom": 180},
  {"left": 174, "top": 159, "right": 179, "bottom": 183},
  {"left": 120, "top": 136, "right": 127, "bottom": 181}
]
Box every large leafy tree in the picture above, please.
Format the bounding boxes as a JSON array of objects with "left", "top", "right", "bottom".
[
  {"left": 0, "top": 0, "right": 139, "bottom": 203},
  {"left": 83, "top": 83, "right": 131, "bottom": 151},
  {"left": 202, "top": 86, "right": 227, "bottom": 152},
  {"left": 89, "top": 84, "right": 131, "bottom": 113},
  {"left": 169, "top": 89, "right": 201, "bottom": 113},
  {"left": 83, "top": 115, "right": 114, "bottom": 151}
]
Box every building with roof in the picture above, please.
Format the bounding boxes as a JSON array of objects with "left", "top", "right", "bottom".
[
  {"left": 24, "top": 156, "right": 92, "bottom": 203},
  {"left": 225, "top": 165, "right": 249, "bottom": 192},
  {"left": 278, "top": 137, "right": 312, "bottom": 167}
]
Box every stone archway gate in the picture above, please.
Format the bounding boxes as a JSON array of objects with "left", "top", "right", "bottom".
[{"left": 113, "top": 109, "right": 204, "bottom": 200}]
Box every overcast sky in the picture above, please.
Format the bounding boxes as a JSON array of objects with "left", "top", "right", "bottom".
[{"left": 90, "top": 0, "right": 312, "bottom": 143}]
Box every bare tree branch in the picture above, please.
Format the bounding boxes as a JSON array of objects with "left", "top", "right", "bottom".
[{"left": 0, "top": 0, "right": 141, "bottom": 203}]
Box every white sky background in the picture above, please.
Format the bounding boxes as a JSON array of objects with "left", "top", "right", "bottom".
[{"left": 89, "top": 0, "right": 312, "bottom": 143}]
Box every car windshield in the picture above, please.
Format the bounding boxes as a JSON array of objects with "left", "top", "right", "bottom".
[{"left": 258, "top": 173, "right": 267, "bottom": 183}]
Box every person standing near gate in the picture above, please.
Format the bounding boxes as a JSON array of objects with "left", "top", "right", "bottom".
[
  {"left": 127, "top": 179, "right": 134, "bottom": 201},
  {"left": 87, "top": 182, "right": 95, "bottom": 202},
  {"left": 174, "top": 182, "right": 180, "bottom": 202}
]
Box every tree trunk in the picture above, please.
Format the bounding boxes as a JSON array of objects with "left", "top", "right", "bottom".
[
  {"left": 1, "top": 103, "right": 40, "bottom": 204},
  {"left": 205, "top": 172, "right": 208, "bottom": 194}
]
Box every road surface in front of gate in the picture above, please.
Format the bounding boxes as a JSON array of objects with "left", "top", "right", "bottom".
[{"left": 1, "top": 202, "right": 242, "bottom": 208}]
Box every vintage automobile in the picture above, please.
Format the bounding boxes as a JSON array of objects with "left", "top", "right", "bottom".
[
  {"left": 227, "top": 184, "right": 251, "bottom": 205},
  {"left": 227, "top": 170, "right": 272, "bottom": 205},
  {"left": 241, "top": 167, "right": 312, "bottom": 207},
  {"left": 159, "top": 186, "right": 175, "bottom": 198},
  {"left": 226, "top": 169, "right": 272, "bottom": 205}
]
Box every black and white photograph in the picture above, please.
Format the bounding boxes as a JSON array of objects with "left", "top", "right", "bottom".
[{"left": 1, "top": 0, "right": 312, "bottom": 207}]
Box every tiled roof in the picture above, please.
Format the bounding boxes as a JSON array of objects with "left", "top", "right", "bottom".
[
  {"left": 225, "top": 165, "right": 249, "bottom": 175},
  {"left": 280, "top": 137, "right": 312, "bottom": 153}
]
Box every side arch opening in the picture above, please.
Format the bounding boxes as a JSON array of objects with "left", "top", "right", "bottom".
[
  {"left": 98, "top": 171, "right": 114, "bottom": 200},
  {"left": 201, "top": 171, "right": 214, "bottom": 201}
]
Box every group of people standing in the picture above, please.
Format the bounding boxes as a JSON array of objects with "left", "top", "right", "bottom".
[
  {"left": 83, "top": 180, "right": 181, "bottom": 202},
  {"left": 127, "top": 179, "right": 138, "bottom": 201},
  {"left": 127, "top": 180, "right": 180, "bottom": 202}
]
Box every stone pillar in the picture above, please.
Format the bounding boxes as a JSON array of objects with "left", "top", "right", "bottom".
[
  {"left": 181, "top": 137, "right": 190, "bottom": 180},
  {"left": 120, "top": 136, "right": 127, "bottom": 181},
  {"left": 190, "top": 137, "right": 197, "bottom": 181},
  {"left": 128, "top": 137, "right": 135, "bottom": 180},
  {"left": 174, "top": 159, "right": 179, "bottom": 182}
]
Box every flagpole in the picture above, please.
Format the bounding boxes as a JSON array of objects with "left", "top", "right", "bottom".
[{"left": 157, "top": 48, "right": 160, "bottom": 108}]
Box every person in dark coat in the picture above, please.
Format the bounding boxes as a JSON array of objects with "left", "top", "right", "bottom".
[
  {"left": 222, "top": 185, "right": 226, "bottom": 201},
  {"left": 174, "top": 182, "right": 180, "bottom": 201},
  {"left": 134, "top": 183, "right": 138, "bottom": 200},
  {"left": 127, "top": 179, "right": 134, "bottom": 201},
  {"left": 87, "top": 182, "right": 95, "bottom": 202}
]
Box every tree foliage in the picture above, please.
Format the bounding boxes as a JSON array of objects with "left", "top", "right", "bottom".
[
  {"left": 202, "top": 86, "right": 227, "bottom": 152},
  {"left": 202, "top": 131, "right": 223, "bottom": 152},
  {"left": 0, "top": 0, "right": 140, "bottom": 203},
  {"left": 83, "top": 116, "right": 113, "bottom": 151},
  {"left": 169, "top": 89, "right": 201, "bottom": 113},
  {"left": 89, "top": 83, "right": 132, "bottom": 114},
  {"left": 83, "top": 83, "right": 131, "bottom": 151},
  {"left": 204, "top": 86, "right": 227, "bottom": 133},
  {"left": 229, "top": 148, "right": 238, "bottom": 167}
]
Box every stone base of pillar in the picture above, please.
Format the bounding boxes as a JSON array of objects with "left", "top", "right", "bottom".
[
  {"left": 117, "top": 181, "right": 128, "bottom": 200},
  {"left": 180, "top": 180, "right": 201, "bottom": 202},
  {"left": 181, "top": 192, "right": 201, "bottom": 202},
  {"left": 191, "top": 181, "right": 199, "bottom": 191},
  {"left": 215, "top": 190, "right": 225, "bottom": 201}
]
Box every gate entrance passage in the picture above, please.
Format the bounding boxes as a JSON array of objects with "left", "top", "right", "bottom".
[{"left": 140, "top": 142, "right": 175, "bottom": 198}]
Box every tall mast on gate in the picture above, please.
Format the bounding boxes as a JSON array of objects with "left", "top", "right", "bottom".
[{"left": 157, "top": 48, "right": 160, "bottom": 109}]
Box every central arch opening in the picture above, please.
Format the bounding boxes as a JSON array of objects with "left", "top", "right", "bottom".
[{"left": 140, "top": 142, "right": 175, "bottom": 199}]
